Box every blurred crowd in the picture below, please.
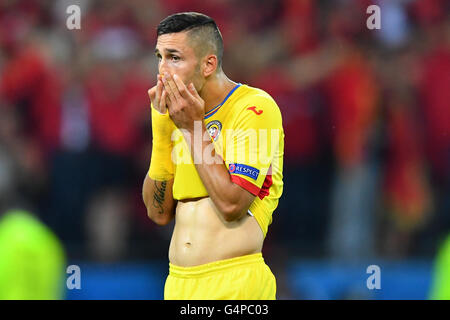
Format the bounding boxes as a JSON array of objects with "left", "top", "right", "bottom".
[{"left": 0, "top": 0, "right": 449, "bottom": 264}]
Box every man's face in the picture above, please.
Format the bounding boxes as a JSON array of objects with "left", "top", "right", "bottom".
[{"left": 155, "top": 32, "right": 202, "bottom": 90}]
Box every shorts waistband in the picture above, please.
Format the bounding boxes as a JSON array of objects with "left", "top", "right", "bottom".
[{"left": 169, "top": 253, "right": 264, "bottom": 278}]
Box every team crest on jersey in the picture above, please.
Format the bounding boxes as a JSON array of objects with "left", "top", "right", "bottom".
[{"left": 206, "top": 120, "right": 222, "bottom": 141}]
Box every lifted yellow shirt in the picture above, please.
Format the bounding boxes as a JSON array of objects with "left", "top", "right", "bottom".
[{"left": 161, "top": 84, "right": 283, "bottom": 238}]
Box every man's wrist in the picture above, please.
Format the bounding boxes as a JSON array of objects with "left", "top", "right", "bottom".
[{"left": 151, "top": 104, "right": 176, "bottom": 140}]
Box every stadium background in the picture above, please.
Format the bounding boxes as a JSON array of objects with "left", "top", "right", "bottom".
[{"left": 0, "top": 0, "right": 449, "bottom": 299}]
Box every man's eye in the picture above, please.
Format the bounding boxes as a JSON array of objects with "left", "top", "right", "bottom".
[{"left": 171, "top": 56, "right": 180, "bottom": 61}]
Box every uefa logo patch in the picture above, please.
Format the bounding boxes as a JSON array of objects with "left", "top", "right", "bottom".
[
  {"left": 228, "top": 163, "right": 259, "bottom": 180},
  {"left": 206, "top": 120, "right": 222, "bottom": 141}
]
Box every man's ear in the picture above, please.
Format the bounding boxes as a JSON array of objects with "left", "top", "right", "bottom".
[{"left": 202, "top": 54, "right": 218, "bottom": 77}]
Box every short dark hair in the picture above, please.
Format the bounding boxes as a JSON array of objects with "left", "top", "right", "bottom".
[{"left": 157, "top": 12, "right": 224, "bottom": 68}]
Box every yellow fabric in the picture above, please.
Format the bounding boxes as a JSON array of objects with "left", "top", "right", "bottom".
[
  {"left": 148, "top": 104, "right": 177, "bottom": 181},
  {"left": 164, "top": 253, "right": 276, "bottom": 300},
  {"left": 0, "top": 210, "right": 66, "bottom": 300},
  {"left": 171, "top": 84, "right": 284, "bottom": 238}
]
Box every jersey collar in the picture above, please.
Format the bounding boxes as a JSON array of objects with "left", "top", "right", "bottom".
[{"left": 204, "top": 83, "right": 242, "bottom": 119}]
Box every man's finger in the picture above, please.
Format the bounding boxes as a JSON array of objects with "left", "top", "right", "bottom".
[
  {"left": 173, "top": 74, "right": 193, "bottom": 100},
  {"left": 154, "top": 79, "right": 162, "bottom": 109},
  {"left": 148, "top": 86, "right": 156, "bottom": 101},
  {"left": 160, "top": 89, "right": 167, "bottom": 114},
  {"left": 148, "top": 85, "right": 161, "bottom": 111},
  {"left": 165, "top": 89, "right": 172, "bottom": 107},
  {"left": 156, "top": 75, "right": 163, "bottom": 100},
  {"left": 163, "top": 72, "right": 180, "bottom": 102},
  {"left": 187, "top": 83, "right": 201, "bottom": 100}
]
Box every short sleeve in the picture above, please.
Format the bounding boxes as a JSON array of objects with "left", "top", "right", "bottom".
[{"left": 223, "top": 94, "right": 283, "bottom": 196}]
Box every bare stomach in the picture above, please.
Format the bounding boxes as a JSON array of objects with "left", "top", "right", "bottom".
[{"left": 168, "top": 197, "right": 264, "bottom": 267}]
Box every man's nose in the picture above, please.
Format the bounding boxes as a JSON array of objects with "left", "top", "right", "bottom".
[{"left": 159, "top": 59, "right": 170, "bottom": 75}]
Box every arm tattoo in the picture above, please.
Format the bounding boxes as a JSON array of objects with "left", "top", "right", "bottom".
[{"left": 152, "top": 180, "right": 167, "bottom": 214}]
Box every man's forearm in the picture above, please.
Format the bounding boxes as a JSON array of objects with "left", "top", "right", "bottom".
[
  {"left": 182, "top": 123, "right": 254, "bottom": 221},
  {"left": 143, "top": 175, "right": 176, "bottom": 225}
]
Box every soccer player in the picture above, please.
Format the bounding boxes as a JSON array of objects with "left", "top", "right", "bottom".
[{"left": 142, "top": 12, "right": 284, "bottom": 300}]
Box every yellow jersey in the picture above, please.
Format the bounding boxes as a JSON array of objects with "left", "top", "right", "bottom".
[{"left": 167, "top": 83, "right": 283, "bottom": 238}]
